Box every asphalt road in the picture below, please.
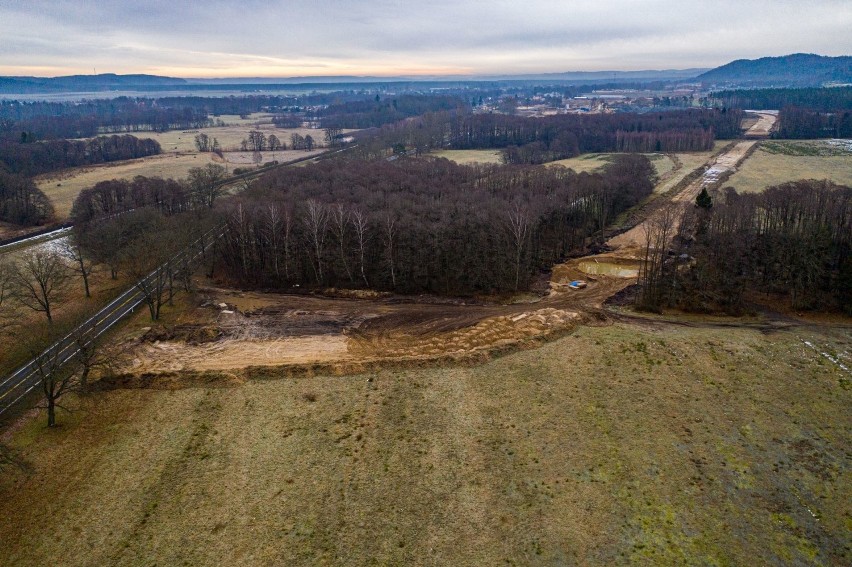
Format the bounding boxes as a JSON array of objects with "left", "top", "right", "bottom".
[{"left": 0, "top": 227, "right": 222, "bottom": 417}]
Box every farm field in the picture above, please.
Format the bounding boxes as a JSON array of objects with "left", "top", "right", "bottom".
[
  {"left": 726, "top": 140, "right": 852, "bottom": 193},
  {"left": 0, "top": 320, "right": 848, "bottom": 566}
]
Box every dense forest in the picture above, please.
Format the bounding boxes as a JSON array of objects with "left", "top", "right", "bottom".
[
  {"left": 712, "top": 86, "right": 852, "bottom": 111},
  {"left": 710, "top": 86, "right": 852, "bottom": 139},
  {"left": 774, "top": 107, "right": 852, "bottom": 139},
  {"left": 215, "top": 155, "right": 655, "bottom": 294},
  {"left": 357, "top": 108, "right": 743, "bottom": 164},
  {"left": 0, "top": 134, "right": 161, "bottom": 177},
  {"left": 642, "top": 181, "right": 852, "bottom": 314}
]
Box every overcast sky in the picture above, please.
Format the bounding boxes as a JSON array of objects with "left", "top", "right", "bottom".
[{"left": 1, "top": 0, "right": 850, "bottom": 77}]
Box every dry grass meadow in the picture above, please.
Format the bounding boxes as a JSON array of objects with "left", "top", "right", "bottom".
[
  {"left": 726, "top": 140, "right": 852, "bottom": 193},
  {"left": 1, "top": 320, "right": 849, "bottom": 566},
  {"left": 36, "top": 153, "right": 219, "bottom": 218},
  {"left": 430, "top": 149, "right": 504, "bottom": 165},
  {"left": 34, "top": 114, "right": 348, "bottom": 219}
]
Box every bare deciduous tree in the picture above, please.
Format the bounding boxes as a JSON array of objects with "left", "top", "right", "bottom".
[
  {"left": 32, "top": 344, "right": 78, "bottom": 427},
  {"left": 13, "top": 249, "right": 69, "bottom": 323},
  {"left": 69, "top": 320, "right": 107, "bottom": 394},
  {"left": 267, "top": 134, "right": 282, "bottom": 161},
  {"left": 303, "top": 200, "right": 328, "bottom": 283},
  {"left": 506, "top": 202, "right": 531, "bottom": 291},
  {"left": 324, "top": 127, "right": 343, "bottom": 148},
  {"left": 188, "top": 163, "right": 227, "bottom": 208},
  {"left": 330, "top": 203, "right": 353, "bottom": 283},
  {"left": 262, "top": 203, "right": 286, "bottom": 280},
  {"left": 351, "top": 209, "right": 370, "bottom": 287},
  {"left": 383, "top": 214, "right": 398, "bottom": 289},
  {"left": 194, "top": 132, "right": 210, "bottom": 152},
  {"left": 638, "top": 207, "right": 678, "bottom": 311},
  {"left": 61, "top": 236, "right": 95, "bottom": 298}
]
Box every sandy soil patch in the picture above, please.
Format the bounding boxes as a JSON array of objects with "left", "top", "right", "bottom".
[
  {"left": 744, "top": 110, "right": 778, "bottom": 137},
  {"left": 111, "top": 268, "right": 629, "bottom": 377},
  {"left": 129, "top": 336, "right": 349, "bottom": 372}
]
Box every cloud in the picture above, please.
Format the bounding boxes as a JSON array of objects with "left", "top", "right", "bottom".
[{"left": 1, "top": 0, "right": 850, "bottom": 76}]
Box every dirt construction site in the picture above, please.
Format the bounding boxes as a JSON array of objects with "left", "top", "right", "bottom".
[{"left": 112, "top": 119, "right": 775, "bottom": 381}]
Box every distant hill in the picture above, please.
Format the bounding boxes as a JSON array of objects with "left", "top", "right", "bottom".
[
  {"left": 186, "top": 69, "right": 710, "bottom": 84},
  {"left": 0, "top": 73, "right": 187, "bottom": 93},
  {"left": 697, "top": 54, "right": 852, "bottom": 87}
]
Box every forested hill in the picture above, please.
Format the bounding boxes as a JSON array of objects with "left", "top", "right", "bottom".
[
  {"left": 0, "top": 73, "right": 187, "bottom": 93},
  {"left": 697, "top": 54, "right": 852, "bottom": 87}
]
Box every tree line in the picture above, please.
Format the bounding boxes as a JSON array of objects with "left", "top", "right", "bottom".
[
  {"left": 0, "top": 170, "right": 53, "bottom": 225},
  {"left": 712, "top": 86, "right": 852, "bottom": 112},
  {"left": 0, "top": 134, "right": 161, "bottom": 177},
  {"left": 315, "top": 94, "right": 468, "bottom": 129},
  {"left": 1, "top": 99, "right": 211, "bottom": 140},
  {"left": 355, "top": 108, "right": 744, "bottom": 164},
  {"left": 639, "top": 180, "right": 852, "bottom": 314},
  {"left": 774, "top": 107, "right": 852, "bottom": 139},
  {"left": 216, "top": 154, "right": 655, "bottom": 294},
  {"left": 71, "top": 163, "right": 228, "bottom": 224}
]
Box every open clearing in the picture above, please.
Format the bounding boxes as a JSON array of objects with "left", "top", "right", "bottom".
[
  {"left": 430, "top": 149, "right": 504, "bottom": 164},
  {"left": 726, "top": 140, "right": 852, "bottom": 193},
  {"left": 1, "top": 320, "right": 848, "bottom": 566},
  {"left": 147, "top": 125, "right": 345, "bottom": 153},
  {"left": 35, "top": 153, "right": 219, "bottom": 218}
]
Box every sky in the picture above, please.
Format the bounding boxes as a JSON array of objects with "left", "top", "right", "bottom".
[{"left": 1, "top": 0, "right": 851, "bottom": 78}]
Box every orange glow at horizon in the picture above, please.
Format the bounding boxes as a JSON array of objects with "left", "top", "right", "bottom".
[{"left": 0, "top": 62, "right": 477, "bottom": 79}]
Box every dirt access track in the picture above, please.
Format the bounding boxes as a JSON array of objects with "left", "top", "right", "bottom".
[
  {"left": 114, "top": 117, "right": 779, "bottom": 380},
  {"left": 607, "top": 113, "right": 777, "bottom": 253}
]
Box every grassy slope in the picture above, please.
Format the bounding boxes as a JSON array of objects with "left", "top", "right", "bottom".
[{"left": 0, "top": 321, "right": 849, "bottom": 566}]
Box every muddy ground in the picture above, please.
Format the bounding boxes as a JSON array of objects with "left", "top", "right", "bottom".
[{"left": 116, "top": 254, "right": 630, "bottom": 376}]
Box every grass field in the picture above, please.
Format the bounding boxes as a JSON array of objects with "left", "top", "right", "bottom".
[
  {"left": 431, "top": 149, "right": 504, "bottom": 165},
  {"left": 35, "top": 153, "right": 219, "bottom": 218},
  {"left": 422, "top": 143, "right": 732, "bottom": 199},
  {"left": 147, "top": 125, "right": 339, "bottom": 153},
  {"left": 1, "top": 321, "right": 848, "bottom": 566},
  {"left": 726, "top": 140, "right": 852, "bottom": 193}
]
